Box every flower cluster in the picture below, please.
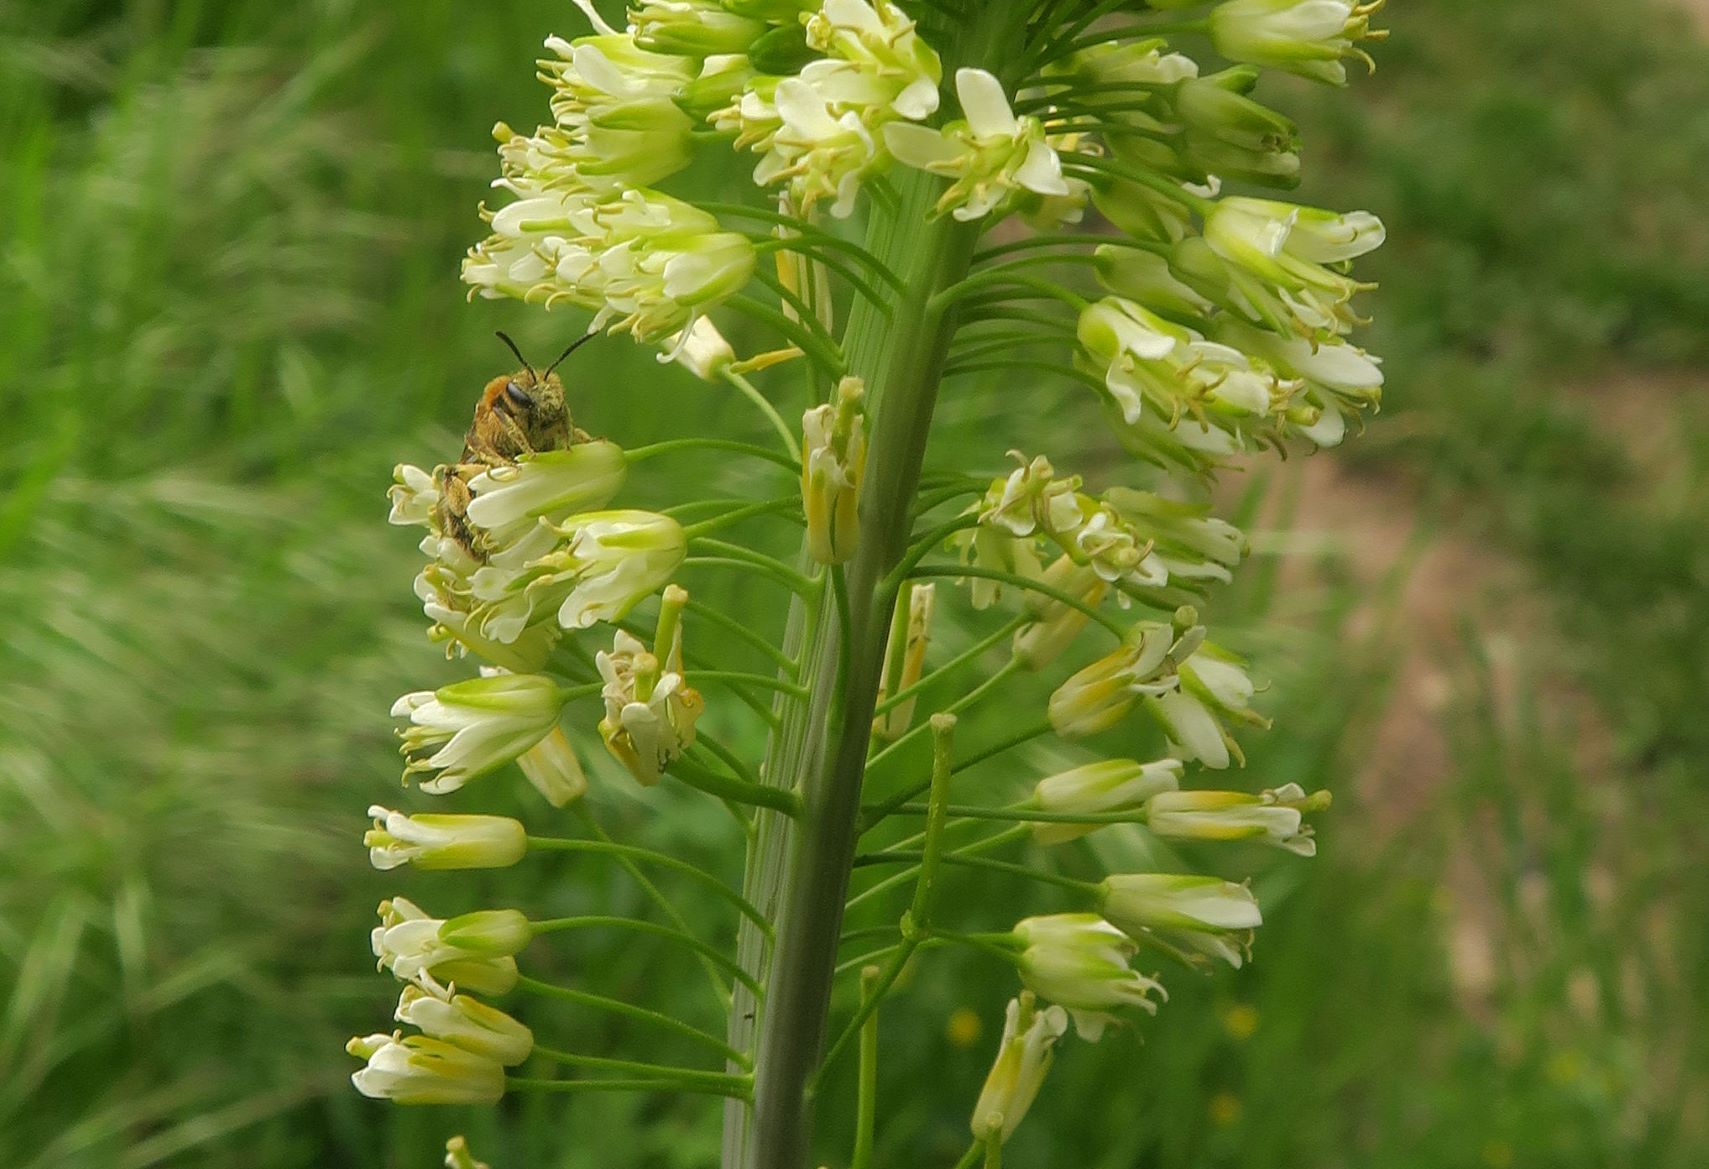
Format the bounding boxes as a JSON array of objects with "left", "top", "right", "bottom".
[
  {"left": 359, "top": 409, "right": 703, "bottom": 1101},
  {"left": 355, "top": 0, "right": 1394, "bottom": 1155}
]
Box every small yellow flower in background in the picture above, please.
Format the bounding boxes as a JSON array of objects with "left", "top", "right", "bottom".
[
  {"left": 1221, "top": 1001, "right": 1260, "bottom": 1042},
  {"left": 1207, "top": 1091, "right": 1243, "bottom": 1127},
  {"left": 945, "top": 1007, "right": 983, "bottom": 1049}
]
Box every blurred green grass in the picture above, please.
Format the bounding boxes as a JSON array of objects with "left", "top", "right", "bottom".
[{"left": 2, "top": 1, "right": 1706, "bottom": 1167}]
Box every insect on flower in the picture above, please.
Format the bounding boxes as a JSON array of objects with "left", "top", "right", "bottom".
[{"left": 434, "top": 331, "right": 599, "bottom": 559}]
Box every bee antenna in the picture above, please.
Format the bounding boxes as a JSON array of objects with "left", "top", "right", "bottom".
[
  {"left": 544, "top": 331, "right": 600, "bottom": 377},
  {"left": 494, "top": 331, "right": 536, "bottom": 378}
]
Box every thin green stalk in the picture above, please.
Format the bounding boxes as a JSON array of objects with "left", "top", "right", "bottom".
[
  {"left": 685, "top": 596, "right": 800, "bottom": 674},
  {"left": 509, "top": 1076, "right": 750, "bottom": 1099},
  {"left": 691, "top": 538, "right": 817, "bottom": 594},
  {"left": 861, "top": 720, "right": 1055, "bottom": 833},
  {"left": 852, "top": 850, "right": 1101, "bottom": 896},
  {"left": 517, "top": 974, "right": 750, "bottom": 1067},
  {"left": 532, "top": 915, "right": 764, "bottom": 995},
  {"left": 866, "top": 658, "right": 1023, "bottom": 773},
  {"left": 527, "top": 836, "right": 770, "bottom": 931},
  {"left": 670, "top": 755, "right": 804, "bottom": 818},
  {"left": 571, "top": 804, "right": 730, "bottom": 1006},
  {"left": 851, "top": 966, "right": 881, "bottom": 1169},
  {"left": 681, "top": 498, "right": 802, "bottom": 541},
  {"left": 845, "top": 826, "right": 1029, "bottom": 913},
  {"left": 868, "top": 802, "right": 1151, "bottom": 826},
  {"left": 726, "top": 292, "right": 846, "bottom": 378},
  {"left": 691, "top": 671, "right": 810, "bottom": 700},
  {"left": 722, "top": 367, "right": 805, "bottom": 460},
  {"left": 627, "top": 436, "right": 799, "bottom": 473},
  {"left": 533, "top": 1045, "right": 748, "bottom": 1092},
  {"left": 904, "top": 564, "right": 1128, "bottom": 637}
]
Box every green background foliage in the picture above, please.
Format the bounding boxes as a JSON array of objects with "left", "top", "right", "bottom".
[{"left": 2, "top": 1, "right": 1706, "bottom": 1166}]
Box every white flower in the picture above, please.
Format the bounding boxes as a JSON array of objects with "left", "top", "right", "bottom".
[
  {"left": 1074, "top": 503, "right": 1169, "bottom": 589},
  {"left": 1078, "top": 297, "right": 1288, "bottom": 451},
  {"left": 663, "top": 315, "right": 736, "bottom": 380},
  {"left": 475, "top": 509, "right": 683, "bottom": 635},
  {"left": 1144, "top": 783, "right": 1329, "bottom": 856},
  {"left": 464, "top": 440, "right": 628, "bottom": 531},
  {"left": 388, "top": 464, "right": 439, "bottom": 528},
  {"left": 597, "top": 625, "right": 705, "bottom": 785},
  {"left": 465, "top": 179, "right": 756, "bottom": 342},
  {"left": 630, "top": 0, "right": 769, "bottom": 57},
  {"left": 393, "top": 673, "right": 566, "bottom": 795},
  {"left": 1030, "top": 758, "right": 1183, "bottom": 845},
  {"left": 1047, "top": 619, "right": 1197, "bottom": 738},
  {"left": 804, "top": 0, "right": 942, "bottom": 119},
  {"left": 802, "top": 377, "right": 867, "bottom": 564},
  {"left": 724, "top": 0, "right": 942, "bottom": 216},
  {"left": 1098, "top": 874, "right": 1261, "bottom": 969},
  {"left": 1146, "top": 645, "right": 1263, "bottom": 769},
  {"left": 978, "top": 451, "right": 1082, "bottom": 539},
  {"left": 1202, "top": 196, "right": 1385, "bottom": 335},
  {"left": 395, "top": 985, "right": 535, "bottom": 1065},
  {"left": 538, "top": 34, "right": 696, "bottom": 189},
  {"left": 1213, "top": 317, "right": 1383, "bottom": 447},
  {"left": 1209, "top": 0, "right": 1386, "bottom": 86},
  {"left": 371, "top": 897, "right": 530, "bottom": 995},
  {"left": 954, "top": 522, "right": 1044, "bottom": 611},
  {"left": 1093, "top": 245, "right": 1216, "bottom": 323},
  {"left": 884, "top": 68, "right": 1074, "bottom": 222},
  {"left": 365, "top": 807, "right": 528, "bottom": 871},
  {"left": 970, "top": 993, "right": 1068, "bottom": 1143},
  {"left": 1013, "top": 913, "right": 1166, "bottom": 1039},
  {"left": 1103, "top": 488, "right": 1246, "bottom": 584},
  {"left": 348, "top": 1032, "right": 506, "bottom": 1104},
  {"left": 516, "top": 726, "right": 589, "bottom": 807}
]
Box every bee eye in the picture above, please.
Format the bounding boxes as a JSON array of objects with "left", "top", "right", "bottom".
[{"left": 502, "top": 382, "right": 534, "bottom": 410}]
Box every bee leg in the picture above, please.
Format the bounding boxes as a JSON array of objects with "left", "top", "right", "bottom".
[{"left": 434, "top": 469, "right": 487, "bottom": 561}]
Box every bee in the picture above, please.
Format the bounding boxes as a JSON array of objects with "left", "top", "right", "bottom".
[{"left": 435, "top": 330, "right": 597, "bottom": 559}]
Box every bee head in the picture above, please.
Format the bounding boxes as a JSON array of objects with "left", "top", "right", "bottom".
[{"left": 489, "top": 331, "right": 598, "bottom": 450}]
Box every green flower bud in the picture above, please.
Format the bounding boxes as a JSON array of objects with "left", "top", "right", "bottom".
[
  {"left": 1030, "top": 757, "right": 1183, "bottom": 844},
  {"left": 365, "top": 807, "right": 528, "bottom": 871},
  {"left": 1098, "top": 873, "right": 1261, "bottom": 968}
]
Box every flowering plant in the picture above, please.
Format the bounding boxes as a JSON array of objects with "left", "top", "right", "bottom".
[{"left": 355, "top": 2, "right": 1385, "bottom": 1166}]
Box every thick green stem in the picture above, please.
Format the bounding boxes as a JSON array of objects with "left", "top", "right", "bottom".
[{"left": 734, "top": 170, "right": 980, "bottom": 1169}]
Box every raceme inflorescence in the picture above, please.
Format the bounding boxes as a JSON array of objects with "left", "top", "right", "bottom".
[{"left": 353, "top": 3, "right": 1386, "bottom": 1167}]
